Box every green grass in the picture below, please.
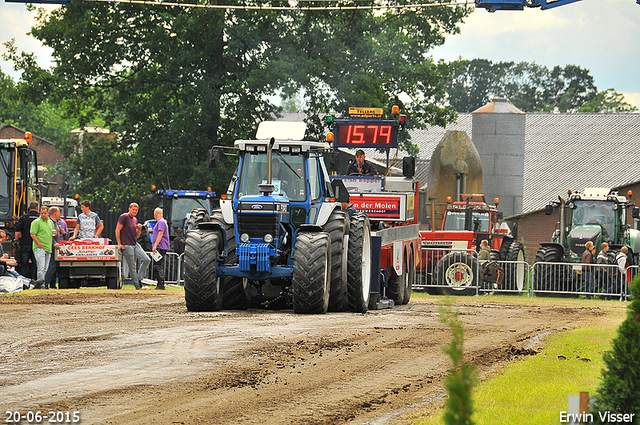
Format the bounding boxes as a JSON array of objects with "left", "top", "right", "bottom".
[{"left": 415, "top": 305, "right": 625, "bottom": 425}]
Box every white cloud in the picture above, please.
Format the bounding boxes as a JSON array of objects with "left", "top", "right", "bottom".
[
  {"left": 622, "top": 92, "right": 640, "bottom": 110},
  {"left": 1, "top": 4, "right": 58, "bottom": 80}
]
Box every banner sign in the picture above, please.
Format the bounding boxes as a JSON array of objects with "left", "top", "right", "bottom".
[
  {"left": 57, "top": 244, "right": 119, "bottom": 261},
  {"left": 350, "top": 196, "right": 401, "bottom": 219}
]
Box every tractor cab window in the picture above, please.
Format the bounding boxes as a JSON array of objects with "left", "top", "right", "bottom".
[
  {"left": 443, "top": 210, "right": 491, "bottom": 233},
  {"left": 571, "top": 200, "right": 616, "bottom": 240},
  {"left": 308, "top": 157, "right": 322, "bottom": 202},
  {"left": 236, "top": 152, "right": 306, "bottom": 202},
  {"left": 171, "top": 198, "right": 211, "bottom": 235}
]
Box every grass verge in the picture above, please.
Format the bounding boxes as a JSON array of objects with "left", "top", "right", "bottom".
[{"left": 414, "top": 300, "right": 625, "bottom": 425}]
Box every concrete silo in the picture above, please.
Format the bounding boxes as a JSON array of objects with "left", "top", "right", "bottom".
[
  {"left": 472, "top": 98, "right": 525, "bottom": 218},
  {"left": 426, "top": 130, "right": 483, "bottom": 230}
]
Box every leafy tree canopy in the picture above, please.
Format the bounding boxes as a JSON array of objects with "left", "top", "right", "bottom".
[
  {"left": 578, "top": 88, "right": 638, "bottom": 113},
  {"left": 0, "top": 65, "right": 75, "bottom": 148},
  {"left": 6, "top": 2, "right": 471, "bottom": 203},
  {"left": 442, "top": 58, "right": 635, "bottom": 113}
]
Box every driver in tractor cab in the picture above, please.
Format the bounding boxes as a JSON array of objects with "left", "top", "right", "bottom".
[
  {"left": 271, "top": 159, "right": 289, "bottom": 196},
  {"left": 269, "top": 157, "right": 303, "bottom": 199},
  {"left": 346, "top": 149, "right": 378, "bottom": 176}
]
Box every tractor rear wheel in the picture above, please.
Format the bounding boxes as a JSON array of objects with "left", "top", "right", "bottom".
[
  {"left": 292, "top": 232, "right": 331, "bottom": 314},
  {"left": 504, "top": 241, "right": 526, "bottom": 293},
  {"left": 533, "top": 245, "right": 569, "bottom": 294},
  {"left": 184, "top": 228, "right": 223, "bottom": 311},
  {"left": 347, "top": 213, "right": 372, "bottom": 313},
  {"left": 323, "top": 210, "right": 349, "bottom": 312},
  {"left": 403, "top": 249, "right": 415, "bottom": 304},
  {"left": 435, "top": 251, "right": 479, "bottom": 296},
  {"left": 388, "top": 251, "right": 406, "bottom": 305}
]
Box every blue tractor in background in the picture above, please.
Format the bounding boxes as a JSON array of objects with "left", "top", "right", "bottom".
[{"left": 144, "top": 188, "right": 216, "bottom": 248}]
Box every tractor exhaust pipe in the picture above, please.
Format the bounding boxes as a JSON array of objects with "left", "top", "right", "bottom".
[{"left": 558, "top": 195, "right": 567, "bottom": 249}]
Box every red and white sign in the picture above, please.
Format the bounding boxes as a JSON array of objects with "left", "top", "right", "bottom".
[
  {"left": 350, "top": 195, "right": 401, "bottom": 219},
  {"left": 57, "top": 242, "right": 119, "bottom": 261}
]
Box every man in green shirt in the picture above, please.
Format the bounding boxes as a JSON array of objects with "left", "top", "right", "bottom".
[{"left": 30, "top": 206, "right": 58, "bottom": 283}]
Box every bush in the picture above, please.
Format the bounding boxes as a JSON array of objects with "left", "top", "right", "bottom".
[{"left": 593, "top": 274, "right": 640, "bottom": 424}]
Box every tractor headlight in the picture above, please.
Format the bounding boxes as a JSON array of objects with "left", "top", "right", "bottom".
[
  {"left": 240, "top": 233, "right": 250, "bottom": 243},
  {"left": 264, "top": 234, "right": 274, "bottom": 243}
]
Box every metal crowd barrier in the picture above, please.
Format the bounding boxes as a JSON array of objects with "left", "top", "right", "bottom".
[
  {"left": 121, "top": 252, "right": 185, "bottom": 286},
  {"left": 415, "top": 248, "right": 482, "bottom": 296},
  {"left": 532, "top": 261, "right": 632, "bottom": 300},
  {"left": 416, "top": 247, "right": 532, "bottom": 296}
]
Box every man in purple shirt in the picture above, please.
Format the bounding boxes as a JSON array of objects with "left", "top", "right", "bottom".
[
  {"left": 45, "top": 206, "right": 68, "bottom": 289},
  {"left": 151, "top": 208, "right": 171, "bottom": 290},
  {"left": 115, "top": 203, "right": 150, "bottom": 290}
]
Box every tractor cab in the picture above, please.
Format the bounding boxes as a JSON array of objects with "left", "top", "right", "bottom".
[{"left": 563, "top": 188, "right": 634, "bottom": 258}]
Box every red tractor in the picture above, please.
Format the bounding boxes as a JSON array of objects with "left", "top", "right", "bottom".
[{"left": 419, "top": 194, "right": 525, "bottom": 295}]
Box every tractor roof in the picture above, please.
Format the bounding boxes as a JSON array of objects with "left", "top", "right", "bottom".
[
  {"left": 235, "top": 121, "right": 331, "bottom": 152},
  {"left": 572, "top": 187, "right": 628, "bottom": 203}
]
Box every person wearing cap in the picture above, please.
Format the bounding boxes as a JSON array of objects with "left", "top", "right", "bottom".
[{"left": 346, "top": 149, "right": 378, "bottom": 176}]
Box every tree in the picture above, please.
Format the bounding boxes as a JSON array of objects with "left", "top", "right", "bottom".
[
  {"left": 0, "top": 66, "right": 75, "bottom": 148},
  {"left": 443, "top": 59, "right": 601, "bottom": 113},
  {"left": 578, "top": 88, "right": 639, "bottom": 113},
  {"left": 8, "top": 2, "right": 471, "bottom": 203},
  {"left": 593, "top": 275, "right": 640, "bottom": 424}
]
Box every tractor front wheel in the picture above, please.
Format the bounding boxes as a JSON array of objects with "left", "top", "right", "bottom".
[
  {"left": 184, "top": 228, "right": 222, "bottom": 311},
  {"left": 292, "top": 232, "right": 331, "bottom": 314}
]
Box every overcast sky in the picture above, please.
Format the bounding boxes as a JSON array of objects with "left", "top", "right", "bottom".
[{"left": 1, "top": 0, "right": 640, "bottom": 108}]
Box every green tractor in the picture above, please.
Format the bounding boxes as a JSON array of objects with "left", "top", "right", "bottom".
[{"left": 535, "top": 187, "right": 640, "bottom": 292}]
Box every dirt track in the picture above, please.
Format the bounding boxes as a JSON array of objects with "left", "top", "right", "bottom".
[{"left": 0, "top": 290, "right": 610, "bottom": 424}]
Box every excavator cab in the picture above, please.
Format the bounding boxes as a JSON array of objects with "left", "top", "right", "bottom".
[{"left": 0, "top": 134, "right": 39, "bottom": 230}]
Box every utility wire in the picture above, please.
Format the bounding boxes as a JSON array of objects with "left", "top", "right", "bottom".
[{"left": 90, "top": 0, "right": 474, "bottom": 11}]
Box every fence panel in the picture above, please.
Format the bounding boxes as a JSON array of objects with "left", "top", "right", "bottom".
[
  {"left": 531, "top": 261, "right": 629, "bottom": 300},
  {"left": 416, "top": 247, "right": 481, "bottom": 296},
  {"left": 416, "top": 247, "right": 531, "bottom": 296},
  {"left": 121, "top": 251, "right": 184, "bottom": 286}
]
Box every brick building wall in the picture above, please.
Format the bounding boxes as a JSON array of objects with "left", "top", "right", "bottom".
[
  {"left": 511, "top": 182, "right": 640, "bottom": 263},
  {"left": 0, "top": 124, "right": 64, "bottom": 166}
]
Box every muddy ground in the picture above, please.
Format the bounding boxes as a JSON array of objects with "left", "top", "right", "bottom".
[{"left": 0, "top": 289, "right": 613, "bottom": 424}]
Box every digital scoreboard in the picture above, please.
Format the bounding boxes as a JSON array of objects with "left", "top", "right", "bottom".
[{"left": 333, "top": 121, "right": 399, "bottom": 149}]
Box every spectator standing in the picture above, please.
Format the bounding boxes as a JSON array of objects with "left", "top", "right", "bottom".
[
  {"left": 15, "top": 201, "right": 40, "bottom": 278},
  {"left": 595, "top": 242, "right": 611, "bottom": 293},
  {"left": 578, "top": 241, "right": 596, "bottom": 298},
  {"left": 70, "top": 200, "right": 104, "bottom": 240},
  {"left": 30, "top": 205, "right": 58, "bottom": 282},
  {"left": 616, "top": 246, "right": 629, "bottom": 295},
  {"left": 115, "top": 203, "right": 150, "bottom": 290},
  {"left": 172, "top": 227, "right": 185, "bottom": 255},
  {"left": 478, "top": 239, "right": 491, "bottom": 262},
  {"left": 151, "top": 208, "right": 170, "bottom": 290},
  {"left": 45, "top": 206, "right": 68, "bottom": 289}
]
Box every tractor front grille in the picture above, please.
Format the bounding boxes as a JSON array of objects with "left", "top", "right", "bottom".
[{"left": 237, "top": 213, "right": 278, "bottom": 239}]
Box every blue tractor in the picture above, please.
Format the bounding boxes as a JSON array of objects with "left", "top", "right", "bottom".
[
  {"left": 184, "top": 121, "right": 371, "bottom": 314},
  {"left": 144, "top": 188, "right": 216, "bottom": 248}
]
